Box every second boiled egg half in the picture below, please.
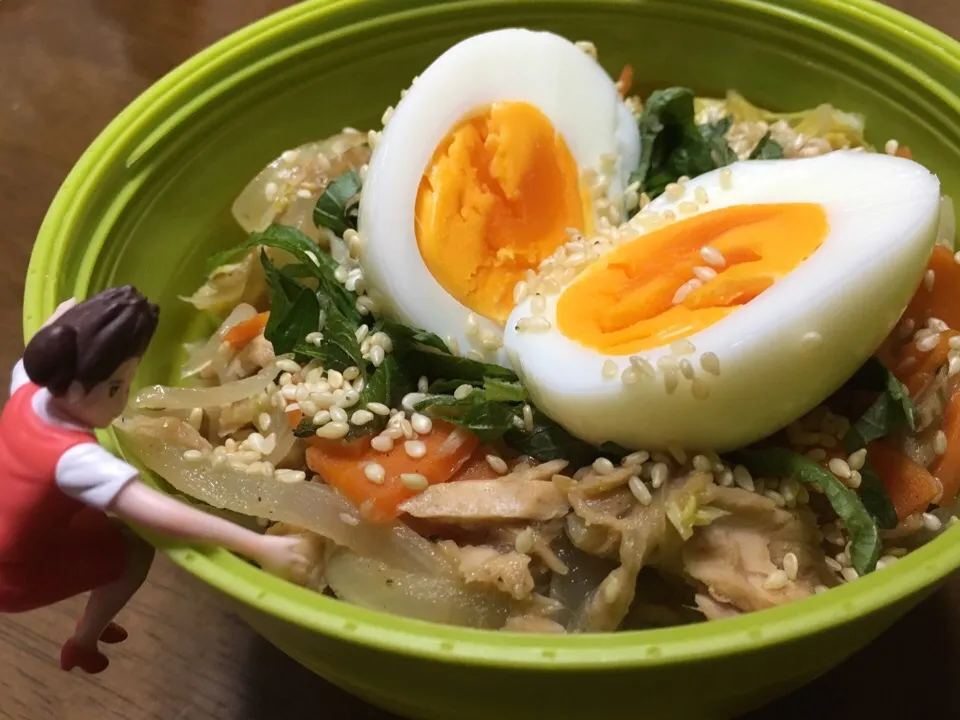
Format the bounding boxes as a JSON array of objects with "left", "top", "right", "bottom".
[
  {"left": 504, "top": 151, "right": 941, "bottom": 452},
  {"left": 358, "top": 29, "right": 640, "bottom": 365}
]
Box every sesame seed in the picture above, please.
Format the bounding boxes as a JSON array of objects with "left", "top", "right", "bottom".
[
  {"left": 764, "top": 490, "right": 787, "bottom": 507},
  {"left": 665, "top": 183, "right": 685, "bottom": 201},
  {"left": 343, "top": 366, "right": 361, "bottom": 381},
  {"left": 763, "top": 569, "right": 790, "bottom": 590},
  {"left": 182, "top": 449, "right": 205, "bottom": 462},
  {"left": 514, "top": 527, "right": 535, "bottom": 554},
  {"left": 305, "top": 331, "right": 324, "bottom": 346},
  {"left": 847, "top": 448, "right": 867, "bottom": 471},
  {"left": 677, "top": 200, "right": 699, "bottom": 216},
  {"left": 364, "top": 462, "right": 386, "bottom": 484},
  {"left": 275, "top": 469, "right": 307, "bottom": 484},
  {"left": 381, "top": 105, "right": 395, "bottom": 125},
  {"left": 355, "top": 324, "right": 370, "bottom": 342},
  {"left": 934, "top": 429, "right": 948, "bottom": 456},
  {"left": 356, "top": 295, "right": 379, "bottom": 315},
  {"left": 666, "top": 442, "right": 687, "bottom": 465},
  {"left": 670, "top": 338, "right": 696, "bottom": 355},
  {"left": 678, "top": 358, "right": 695, "bottom": 379},
  {"left": 464, "top": 313, "right": 479, "bottom": 337},
  {"left": 371, "top": 331, "right": 393, "bottom": 352},
  {"left": 651, "top": 462, "right": 670, "bottom": 488},
  {"left": 718, "top": 168, "right": 734, "bottom": 189},
  {"left": 825, "top": 557, "right": 843, "bottom": 572},
  {"left": 925, "top": 269, "right": 936, "bottom": 290},
  {"left": 916, "top": 333, "right": 940, "bottom": 352},
  {"left": 698, "top": 352, "right": 722, "bottom": 377},
  {"left": 513, "top": 281, "right": 530, "bottom": 304},
  {"left": 922, "top": 512, "right": 943, "bottom": 532},
  {"left": 885, "top": 138, "right": 899, "bottom": 155},
  {"left": 575, "top": 39, "right": 598, "bottom": 58},
  {"left": 841, "top": 567, "right": 859, "bottom": 583},
  {"left": 371, "top": 434, "right": 394, "bottom": 452},
  {"left": 256, "top": 412, "right": 272, "bottom": 432},
  {"left": 628, "top": 475, "right": 652, "bottom": 505},
  {"left": 276, "top": 358, "right": 301, "bottom": 374},
  {"left": 692, "top": 455, "right": 712, "bottom": 472},
  {"left": 629, "top": 355, "right": 656, "bottom": 377},
  {"left": 694, "top": 186, "right": 709, "bottom": 204},
  {"left": 351, "top": 409, "right": 374, "bottom": 426},
  {"left": 465, "top": 349, "right": 485, "bottom": 362},
  {"left": 313, "top": 410, "right": 331, "bottom": 425},
  {"left": 928, "top": 317, "right": 949, "bottom": 332},
  {"left": 315, "top": 421, "right": 349, "bottom": 439},
  {"left": 733, "top": 465, "right": 754, "bottom": 492},
  {"left": 602, "top": 359, "right": 618, "bottom": 380},
  {"left": 621, "top": 367, "right": 639, "bottom": 385},
  {"left": 367, "top": 402, "right": 391, "bottom": 416},
  {"left": 672, "top": 279, "right": 702, "bottom": 305},
  {"left": 699, "top": 245, "right": 726, "bottom": 267},
  {"left": 663, "top": 368, "right": 680, "bottom": 394},
  {"left": 814, "top": 585, "right": 829, "bottom": 595},
  {"left": 692, "top": 266, "right": 717, "bottom": 283},
  {"left": 516, "top": 317, "right": 552, "bottom": 333},
  {"left": 828, "top": 457, "right": 852, "bottom": 479},
  {"left": 400, "top": 473, "right": 428, "bottom": 490},
  {"left": 623, "top": 450, "right": 650, "bottom": 466},
  {"left": 523, "top": 405, "right": 534, "bottom": 431},
  {"left": 264, "top": 181, "right": 279, "bottom": 202},
  {"left": 663, "top": 210, "right": 676, "bottom": 222},
  {"left": 593, "top": 457, "right": 615, "bottom": 475},
  {"left": 330, "top": 406, "right": 348, "bottom": 424},
  {"left": 339, "top": 512, "right": 360, "bottom": 526},
  {"left": 486, "top": 455, "right": 508, "bottom": 474},
  {"left": 411, "top": 413, "right": 433, "bottom": 435},
  {"left": 657, "top": 355, "right": 679, "bottom": 371},
  {"left": 281, "top": 149, "right": 299, "bottom": 164},
  {"left": 719, "top": 469, "right": 734, "bottom": 486},
  {"left": 454, "top": 384, "right": 474, "bottom": 400},
  {"left": 541, "top": 278, "right": 562, "bottom": 295},
  {"left": 401, "top": 392, "right": 426, "bottom": 411},
  {"left": 404, "top": 440, "right": 427, "bottom": 459}
]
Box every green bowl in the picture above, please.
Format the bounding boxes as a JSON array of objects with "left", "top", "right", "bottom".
[{"left": 24, "top": 1, "right": 960, "bottom": 718}]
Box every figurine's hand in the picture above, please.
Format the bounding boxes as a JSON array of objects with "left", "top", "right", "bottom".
[
  {"left": 42, "top": 298, "right": 78, "bottom": 329},
  {"left": 254, "top": 534, "right": 314, "bottom": 586}
]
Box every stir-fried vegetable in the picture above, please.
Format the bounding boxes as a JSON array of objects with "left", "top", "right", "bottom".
[{"left": 868, "top": 441, "right": 940, "bottom": 520}]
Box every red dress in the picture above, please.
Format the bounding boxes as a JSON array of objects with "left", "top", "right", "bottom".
[{"left": 0, "top": 383, "right": 127, "bottom": 612}]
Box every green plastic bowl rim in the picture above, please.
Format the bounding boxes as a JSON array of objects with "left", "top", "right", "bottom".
[{"left": 24, "top": 0, "right": 960, "bottom": 669}]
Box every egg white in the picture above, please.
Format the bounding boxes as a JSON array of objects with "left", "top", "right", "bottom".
[
  {"left": 504, "top": 151, "right": 942, "bottom": 452},
  {"left": 358, "top": 28, "right": 641, "bottom": 366}
]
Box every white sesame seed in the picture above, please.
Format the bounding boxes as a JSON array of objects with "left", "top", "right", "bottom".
[
  {"left": 922, "top": 512, "right": 943, "bottom": 532},
  {"left": 678, "top": 358, "right": 695, "bottom": 380},
  {"left": 677, "top": 200, "right": 699, "bottom": 216},
  {"left": 417, "top": 375, "right": 429, "bottom": 393},
  {"left": 513, "top": 281, "right": 530, "bottom": 305},
  {"left": 651, "top": 462, "right": 670, "bottom": 489},
  {"left": 264, "top": 181, "right": 279, "bottom": 202},
  {"left": 274, "top": 469, "right": 307, "bottom": 484},
  {"left": 825, "top": 557, "right": 843, "bottom": 572},
  {"left": 694, "top": 186, "right": 709, "bottom": 205},
  {"left": 885, "top": 138, "right": 899, "bottom": 155},
  {"left": 663, "top": 368, "right": 680, "bottom": 394},
  {"left": 464, "top": 313, "right": 479, "bottom": 337},
  {"left": 516, "top": 317, "right": 552, "bottom": 333},
  {"left": 453, "top": 384, "right": 474, "bottom": 400},
  {"left": 665, "top": 183, "right": 685, "bottom": 201},
  {"left": 363, "top": 462, "right": 386, "bottom": 484},
  {"left": 351, "top": 409, "right": 374, "bottom": 426},
  {"left": 925, "top": 269, "right": 936, "bottom": 290},
  {"left": 623, "top": 450, "right": 650, "bottom": 466},
  {"left": 806, "top": 448, "right": 827, "bottom": 462},
  {"left": 593, "top": 457, "right": 615, "bottom": 475},
  {"left": 672, "top": 279, "right": 702, "bottom": 305},
  {"left": 330, "top": 406, "right": 348, "bottom": 424},
  {"left": 339, "top": 512, "right": 360, "bottom": 526},
  {"left": 733, "top": 465, "right": 755, "bottom": 492},
  {"left": 657, "top": 356, "right": 679, "bottom": 371},
  {"left": 411, "top": 412, "right": 433, "bottom": 435},
  {"left": 355, "top": 324, "right": 370, "bottom": 343},
  {"left": 692, "top": 455, "right": 713, "bottom": 472},
  {"left": 485, "top": 455, "right": 508, "bottom": 474},
  {"left": 629, "top": 355, "right": 655, "bottom": 377},
  {"left": 404, "top": 440, "right": 427, "bottom": 459},
  {"left": 764, "top": 490, "right": 787, "bottom": 507},
  {"left": 698, "top": 352, "right": 721, "bottom": 377},
  {"left": 523, "top": 405, "right": 534, "bottom": 432},
  {"left": 327, "top": 369, "right": 344, "bottom": 389},
  {"left": 828, "top": 457, "right": 852, "bottom": 479},
  {"left": 530, "top": 295, "right": 547, "bottom": 315},
  {"left": 841, "top": 567, "right": 859, "bottom": 583},
  {"left": 514, "top": 527, "right": 535, "bottom": 555},
  {"left": 276, "top": 359, "right": 301, "bottom": 374},
  {"left": 916, "top": 333, "right": 940, "bottom": 352},
  {"left": 305, "top": 331, "right": 324, "bottom": 346},
  {"left": 313, "top": 410, "right": 331, "bottom": 425},
  {"left": 366, "top": 402, "right": 390, "bottom": 416},
  {"left": 628, "top": 475, "right": 652, "bottom": 505},
  {"left": 719, "top": 168, "right": 733, "bottom": 191},
  {"left": 371, "top": 434, "right": 394, "bottom": 452},
  {"left": 847, "top": 448, "right": 867, "bottom": 471},
  {"left": 281, "top": 149, "right": 299, "bottom": 164},
  {"left": 781, "top": 552, "right": 799, "bottom": 581},
  {"left": 928, "top": 317, "right": 950, "bottom": 332},
  {"left": 601, "top": 359, "right": 618, "bottom": 380},
  {"left": 670, "top": 339, "right": 696, "bottom": 356},
  {"left": 356, "top": 295, "right": 379, "bottom": 315},
  {"left": 763, "top": 569, "right": 790, "bottom": 590},
  {"left": 400, "top": 473, "right": 428, "bottom": 490},
  {"left": 369, "top": 345, "right": 386, "bottom": 367},
  {"left": 621, "top": 367, "right": 639, "bottom": 385},
  {"left": 182, "top": 449, "right": 204, "bottom": 462},
  {"left": 666, "top": 442, "right": 687, "bottom": 465},
  {"left": 699, "top": 245, "right": 726, "bottom": 267},
  {"left": 899, "top": 319, "right": 916, "bottom": 339},
  {"left": 934, "top": 430, "right": 948, "bottom": 456},
  {"left": 692, "top": 266, "right": 717, "bottom": 283},
  {"left": 814, "top": 585, "right": 829, "bottom": 595},
  {"left": 315, "top": 421, "right": 349, "bottom": 439}
]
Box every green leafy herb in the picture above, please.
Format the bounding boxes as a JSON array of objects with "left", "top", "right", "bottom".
[
  {"left": 740, "top": 448, "right": 881, "bottom": 575},
  {"left": 504, "top": 407, "right": 608, "bottom": 468},
  {"left": 748, "top": 132, "right": 785, "bottom": 160},
  {"left": 316, "top": 304, "right": 364, "bottom": 373},
  {"left": 376, "top": 318, "right": 450, "bottom": 354},
  {"left": 483, "top": 378, "right": 528, "bottom": 403},
  {"left": 415, "top": 391, "right": 518, "bottom": 443},
  {"left": 260, "top": 251, "right": 321, "bottom": 355},
  {"left": 313, "top": 169, "right": 362, "bottom": 236},
  {"left": 358, "top": 354, "right": 407, "bottom": 413}
]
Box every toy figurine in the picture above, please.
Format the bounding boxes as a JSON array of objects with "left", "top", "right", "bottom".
[{"left": 0, "top": 286, "right": 310, "bottom": 674}]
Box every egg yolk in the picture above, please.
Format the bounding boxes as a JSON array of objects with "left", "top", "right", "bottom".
[
  {"left": 556, "top": 203, "right": 829, "bottom": 354},
  {"left": 415, "top": 102, "right": 591, "bottom": 325}
]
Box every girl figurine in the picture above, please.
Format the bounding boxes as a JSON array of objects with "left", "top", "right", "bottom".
[{"left": 0, "top": 286, "right": 310, "bottom": 674}]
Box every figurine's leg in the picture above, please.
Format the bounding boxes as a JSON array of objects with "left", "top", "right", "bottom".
[{"left": 71, "top": 533, "right": 155, "bottom": 649}]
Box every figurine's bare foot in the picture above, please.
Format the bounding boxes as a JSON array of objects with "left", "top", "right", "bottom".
[
  {"left": 99, "top": 622, "right": 128, "bottom": 644},
  {"left": 60, "top": 639, "right": 109, "bottom": 674}
]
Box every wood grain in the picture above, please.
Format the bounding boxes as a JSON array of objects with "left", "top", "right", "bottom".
[{"left": 1, "top": 1, "right": 958, "bottom": 718}]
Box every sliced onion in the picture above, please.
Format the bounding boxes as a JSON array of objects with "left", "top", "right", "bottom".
[
  {"left": 181, "top": 303, "right": 257, "bottom": 379},
  {"left": 133, "top": 361, "right": 280, "bottom": 411},
  {"left": 114, "top": 415, "right": 451, "bottom": 577},
  {"left": 937, "top": 195, "right": 956, "bottom": 249},
  {"left": 325, "top": 549, "right": 511, "bottom": 629},
  {"left": 266, "top": 398, "right": 296, "bottom": 466},
  {"left": 437, "top": 428, "right": 470, "bottom": 457}
]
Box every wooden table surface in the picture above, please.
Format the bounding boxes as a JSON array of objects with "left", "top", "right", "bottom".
[{"left": 2, "top": 1, "right": 960, "bottom": 718}]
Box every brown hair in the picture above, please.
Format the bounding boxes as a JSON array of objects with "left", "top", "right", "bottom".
[{"left": 23, "top": 286, "right": 160, "bottom": 396}]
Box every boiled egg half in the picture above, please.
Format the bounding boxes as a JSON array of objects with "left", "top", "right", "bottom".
[
  {"left": 504, "top": 151, "right": 941, "bottom": 451},
  {"left": 358, "top": 29, "right": 640, "bottom": 365}
]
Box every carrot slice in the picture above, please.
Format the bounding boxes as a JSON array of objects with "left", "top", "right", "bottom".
[
  {"left": 305, "top": 420, "right": 480, "bottom": 523},
  {"left": 286, "top": 406, "right": 303, "bottom": 430},
  {"left": 900, "top": 246, "right": 960, "bottom": 332},
  {"left": 896, "top": 146, "right": 913, "bottom": 160},
  {"left": 868, "top": 441, "right": 940, "bottom": 519},
  {"left": 616, "top": 64, "right": 634, "bottom": 97},
  {"left": 223, "top": 311, "right": 269, "bottom": 349},
  {"left": 895, "top": 329, "right": 959, "bottom": 397},
  {"left": 448, "top": 445, "right": 502, "bottom": 482},
  {"left": 931, "top": 390, "right": 960, "bottom": 505}
]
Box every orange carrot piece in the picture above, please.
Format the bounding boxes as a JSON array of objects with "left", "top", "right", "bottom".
[
  {"left": 868, "top": 441, "right": 940, "bottom": 520},
  {"left": 223, "top": 312, "right": 269, "bottom": 349},
  {"left": 286, "top": 406, "right": 303, "bottom": 430},
  {"left": 305, "top": 420, "right": 480, "bottom": 523},
  {"left": 616, "top": 64, "right": 634, "bottom": 97},
  {"left": 932, "top": 390, "right": 960, "bottom": 505},
  {"left": 900, "top": 246, "right": 960, "bottom": 332},
  {"left": 896, "top": 329, "right": 959, "bottom": 397},
  {"left": 896, "top": 146, "right": 913, "bottom": 160},
  {"left": 448, "top": 445, "right": 502, "bottom": 482}
]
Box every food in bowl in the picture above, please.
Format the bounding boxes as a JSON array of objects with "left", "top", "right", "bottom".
[{"left": 116, "top": 28, "right": 960, "bottom": 633}]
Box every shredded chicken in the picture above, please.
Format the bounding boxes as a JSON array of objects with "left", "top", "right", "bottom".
[
  {"left": 397, "top": 480, "right": 570, "bottom": 523},
  {"left": 695, "top": 593, "right": 741, "bottom": 620},
  {"left": 683, "top": 486, "right": 835, "bottom": 613},
  {"left": 502, "top": 616, "right": 566, "bottom": 633},
  {"left": 457, "top": 545, "right": 536, "bottom": 600},
  {"left": 183, "top": 249, "right": 267, "bottom": 314},
  {"left": 224, "top": 333, "right": 276, "bottom": 381}
]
